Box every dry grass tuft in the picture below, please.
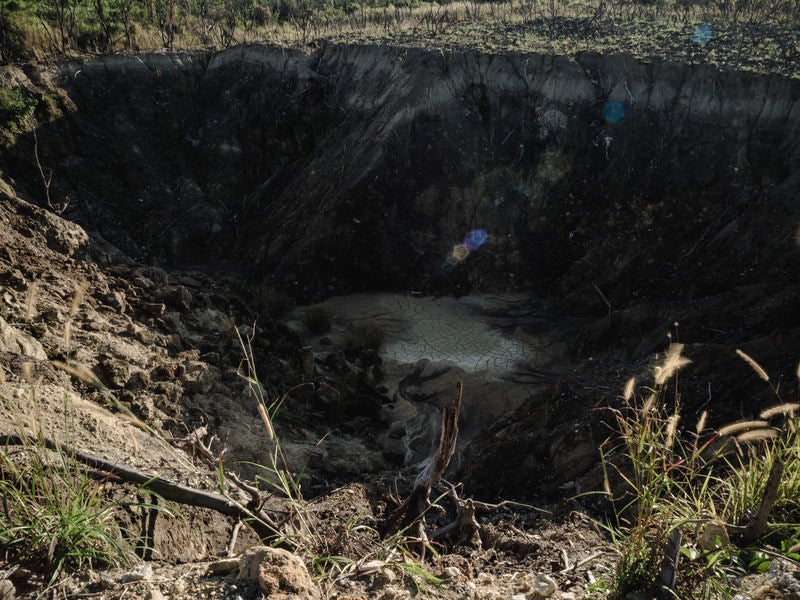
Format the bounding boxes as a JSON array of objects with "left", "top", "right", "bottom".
[
  {"left": 735, "top": 429, "right": 779, "bottom": 443},
  {"left": 760, "top": 403, "right": 800, "bottom": 419},
  {"left": 653, "top": 343, "right": 691, "bottom": 385},
  {"left": 717, "top": 420, "right": 769, "bottom": 437},
  {"left": 735, "top": 349, "right": 770, "bottom": 382}
]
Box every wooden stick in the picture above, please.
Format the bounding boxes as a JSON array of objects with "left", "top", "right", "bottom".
[
  {"left": 381, "top": 382, "right": 463, "bottom": 539},
  {"left": 0, "top": 434, "right": 281, "bottom": 541}
]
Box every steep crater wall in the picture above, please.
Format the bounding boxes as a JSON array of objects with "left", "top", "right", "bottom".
[{"left": 6, "top": 44, "right": 800, "bottom": 310}]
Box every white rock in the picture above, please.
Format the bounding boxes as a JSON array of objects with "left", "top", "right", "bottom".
[
  {"left": 119, "top": 563, "right": 153, "bottom": 583},
  {"left": 532, "top": 573, "right": 557, "bottom": 597}
]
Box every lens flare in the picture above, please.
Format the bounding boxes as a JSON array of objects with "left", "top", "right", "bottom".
[
  {"left": 446, "top": 229, "right": 489, "bottom": 265},
  {"left": 464, "top": 228, "right": 489, "bottom": 251},
  {"left": 603, "top": 100, "right": 627, "bottom": 124},
  {"left": 691, "top": 24, "right": 713, "bottom": 46}
]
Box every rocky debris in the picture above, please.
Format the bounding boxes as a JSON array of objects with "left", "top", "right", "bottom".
[
  {"left": 737, "top": 558, "right": 800, "bottom": 600},
  {"left": 118, "top": 564, "right": 154, "bottom": 583},
  {"left": 0, "top": 316, "right": 47, "bottom": 360}
]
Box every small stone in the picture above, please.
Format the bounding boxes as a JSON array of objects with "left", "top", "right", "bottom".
[
  {"left": 141, "top": 302, "right": 166, "bottom": 316},
  {"left": 126, "top": 369, "right": 152, "bottom": 391},
  {"left": 238, "top": 545, "right": 320, "bottom": 599},
  {"left": 180, "top": 360, "right": 217, "bottom": 394},
  {"left": 119, "top": 563, "right": 153, "bottom": 583},
  {"left": 97, "top": 357, "right": 131, "bottom": 388},
  {"left": 0, "top": 316, "right": 47, "bottom": 359},
  {"left": 561, "top": 593, "right": 577, "bottom": 600},
  {"left": 443, "top": 566, "right": 461, "bottom": 579},
  {"left": 511, "top": 594, "right": 527, "bottom": 600},
  {"left": 476, "top": 572, "right": 494, "bottom": 584},
  {"left": 144, "top": 586, "right": 165, "bottom": 600},
  {"left": 699, "top": 520, "right": 730, "bottom": 551},
  {"left": 99, "top": 573, "right": 115, "bottom": 588},
  {"left": 376, "top": 568, "right": 397, "bottom": 584},
  {"left": 206, "top": 557, "right": 240, "bottom": 575},
  {"left": 532, "top": 573, "right": 557, "bottom": 597}
]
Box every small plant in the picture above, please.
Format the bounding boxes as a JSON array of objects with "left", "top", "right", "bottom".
[
  {"left": 234, "top": 325, "right": 321, "bottom": 551},
  {"left": 0, "top": 86, "right": 36, "bottom": 133},
  {"left": 0, "top": 433, "right": 133, "bottom": 591}
]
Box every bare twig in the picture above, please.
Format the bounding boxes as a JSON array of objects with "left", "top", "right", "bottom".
[
  {"left": 560, "top": 551, "right": 604, "bottom": 573},
  {"left": 31, "top": 127, "right": 58, "bottom": 213}
]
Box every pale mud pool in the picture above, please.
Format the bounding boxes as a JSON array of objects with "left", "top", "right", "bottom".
[
  {"left": 317, "top": 293, "right": 557, "bottom": 376},
  {"left": 294, "top": 293, "right": 574, "bottom": 465}
]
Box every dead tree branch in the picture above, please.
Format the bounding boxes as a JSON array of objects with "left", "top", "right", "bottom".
[
  {"left": 0, "top": 434, "right": 283, "bottom": 542},
  {"left": 381, "top": 381, "right": 462, "bottom": 542}
]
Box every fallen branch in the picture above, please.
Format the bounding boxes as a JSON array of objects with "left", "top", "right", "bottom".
[{"left": 0, "top": 434, "right": 283, "bottom": 542}]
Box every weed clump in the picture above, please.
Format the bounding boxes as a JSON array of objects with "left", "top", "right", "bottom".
[
  {"left": 0, "top": 434, "right": 133, "bottom": 590},
  {"left": 597, "top": 344, "right": 800, "bottom": 598},
  {"left": 0, "top": 87, "right": 36, "bottom": 133}
]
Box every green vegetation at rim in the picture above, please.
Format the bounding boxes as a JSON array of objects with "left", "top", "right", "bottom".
[
  {"left": 0, "top": 0, "right": 798, "bottom": 76},
  {"left": 0, "top": 86, "right": 36, "bottom": 132},
  {"left": 595, "top": 344, "right": 800, "bottom": 598}
]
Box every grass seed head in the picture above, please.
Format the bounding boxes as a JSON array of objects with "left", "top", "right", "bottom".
[
  {"left": 718, "top": 420, "right": 769, "bottom": 437},
  {"left": 696, "top": 410, "right": 708, "bottom": 435},
  {"left": 623, "top": 377, "right": 636, "bottom": 402},
  {"left": 736, "top": 429, "right": 778, "bottom": 443},
  {"left": 654, "top": 343, "right": 691, "bottom": 385},
  {"left": 760, "top": 403, "right": 800, "bottom": 420},
  {"left": 735, "top": 349, "right": 769, "bottom": 382}
]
